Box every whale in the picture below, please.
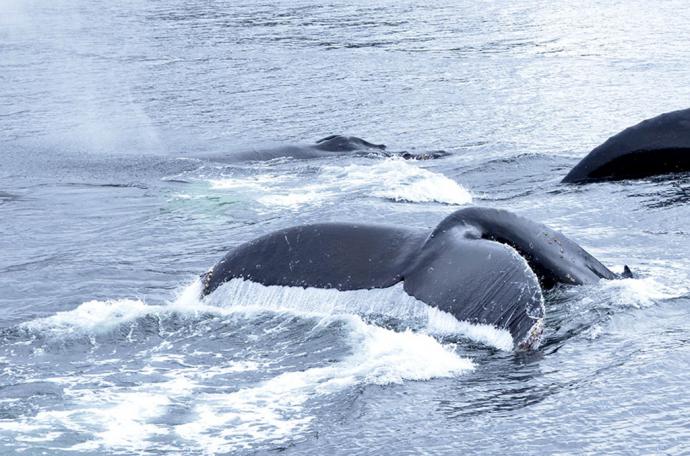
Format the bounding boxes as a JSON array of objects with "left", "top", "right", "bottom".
[
  {"left": 201, "top": 135, "right": 450, "bottom": 163},
  {"left": 200, "top": 207, "right": 625, "bottom": 350},
  {"left": 563, "top": 108, "right": 690, "bottom": 183}
]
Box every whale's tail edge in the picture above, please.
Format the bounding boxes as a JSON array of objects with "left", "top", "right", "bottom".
[
  {"left": 431, "top": 206, "right": 620, "bottom": 288},
  {"left": 621, "top": 265, "right": 634, "bottom": 279},
  {"left": 199, "top": 270, "right": 213, "bottom": 297},
  {"left": 405, "top": 233, "right": 545, "bottom": 351}
]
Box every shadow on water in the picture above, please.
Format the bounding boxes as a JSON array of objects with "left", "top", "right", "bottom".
[{"left": 0, "top": 191, "right": 20, "bottom": 204}]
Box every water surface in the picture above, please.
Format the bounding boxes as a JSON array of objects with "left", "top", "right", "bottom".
[{"left": 1, "top": 0, "right": 689, "bottom": 454}]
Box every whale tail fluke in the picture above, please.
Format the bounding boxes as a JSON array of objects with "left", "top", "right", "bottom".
[
  {"left": 404, "top": 231, "right": 545, "bottom": 350},
  {"left": 431, "top": 206, "right": 619, "bottom": 288}
]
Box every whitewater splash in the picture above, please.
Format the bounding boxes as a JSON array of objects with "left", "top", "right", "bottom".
[
  {"left": 5, "top": 271, "right": 682, "bottom": 454},
  {"left": 204, "top": 279, "right": 514, "bottom": 350},
  {"left": 198, "top": 157, "right": 472, "bottom": 209},
  {"left": 173, "top": 316, "right": 471, "bottom": 453},
  {"left": 600, "top": 276, "right": 689, "bottom": 308},
  {"left": 319, "top": 159, "right": 473, "bottom": 205},
  {"left": 557, "top": 264, "right": 689, "bottom": 311},
  {"left": 3, "top": 280, "right": 479, "bottom": 454},
  {"left": 20, "top": 279, "right": 512, "bottom": 349}
]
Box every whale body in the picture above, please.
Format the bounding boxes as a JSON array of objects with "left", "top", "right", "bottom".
[
  {"left": 563, "top": 108, "right": 690, "bottom": 183},
  {"left": 202, "top": 135, "right": 449, "bottom": 163},
  {"left": 201, "top": 207, "right": 622, "bottom": 350}
]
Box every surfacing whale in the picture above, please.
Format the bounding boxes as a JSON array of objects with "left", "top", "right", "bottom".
[
  {"left": 200, "top": 207, "right": 625, "bottom": 350},
  {"left": 202, "top": 135, "right": 449, "bottom": 163},
  {"left": 563, "top": 108, "right": 690, "bottom": 183}
]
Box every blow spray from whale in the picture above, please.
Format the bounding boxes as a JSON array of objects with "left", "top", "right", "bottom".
[{"left": 201, "top": 207, "right": 629, "bottom": 350}]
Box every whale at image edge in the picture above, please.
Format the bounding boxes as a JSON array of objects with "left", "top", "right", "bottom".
[
  {"left": 200, "top": 207, "right": 631, "bottom": 351},
  {"left": 563, "top": 108, "right": 690, "bottom": 183}
]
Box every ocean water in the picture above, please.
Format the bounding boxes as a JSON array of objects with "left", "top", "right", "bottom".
[{"left": 2, "top": 0, "right": 690, "bottom": 454}]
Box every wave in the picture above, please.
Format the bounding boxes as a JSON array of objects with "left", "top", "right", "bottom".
[
  {"left": 553, "top": 265, "right": 689, "bottom": 312},
  {"left": 175, "top": 314, "right": 472, "bottom": 453},
  {"left": 4, "top": 312, "right": 472, "bottom": 454},
  {"left": 598, "top": 275, "right": 689, "bottom": 308},
  {"left": 541, "top": 267, "right": 689, "bottom": 349}
]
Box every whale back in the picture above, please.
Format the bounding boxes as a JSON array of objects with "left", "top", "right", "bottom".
[
  {"left": 199, "top": 135, "right": 387, "bottom": 163},
  {"left": 200, "top": 135, "right": 453, "bottom": 163},
  {"left": 563, "top": 108, "right": 690, "bottom": 183},
  {"left": 429, "top": 207, "right": 618, "bottom": 288},
  {"left": 314, "top": 135, "right": 386, "bottom": 152}
]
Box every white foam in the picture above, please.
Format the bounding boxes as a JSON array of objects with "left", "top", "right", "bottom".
[
  {"left": 175, "top": 315, "right": 472, "bottom": 452},
  {"left": 323, "top": 159, "right": 472, "bottom": 205},
  {"left": 14, "top": 432, "right": 63, "bottom": 443},
  {"left": 66, "top": 391, "right": 171, "bottom": 452},
  {"left": 256, "top": 191, "right": 333, "bottom": 209},
  {"left": 202, "top": 157, "right": 472, "bottom": 209},
  {"left": 21, "top": 281, "right": 202, "bottom": 337},
  {"left": 209, "top": 173, "right": 288, "bottom": 191},
  {"left": 205, "top": 279, "right": 513, "bottom": 350},
  {"left": 599, "top": 275, "right": 689, "bottom": 308},
  {"left": 22, "top": 298, "right": 160, "bottom": 336},
  {"left": 22, "top": 279, "right": 511, "bottom": 350},
  {"left": 556, "top": 263, "right": 689, "bottom": 314},
  {"left": 0, "top": 388, "right": 172, "bottom": 452},
  {"left": 7, "top": 279, "right": 479, "bottom": 454},
  {"left": 423, "top": 306, "right": 514, "bottom": 350}
]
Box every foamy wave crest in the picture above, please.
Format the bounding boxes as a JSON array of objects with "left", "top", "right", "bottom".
[
  {"left": 2, "top": 316, "right": 471, "bottom": 454},
  {"left": 20, "top": 281, "right": 205, "bottom": 337},
  {"left": 22, "top": 299, "right": 162, "bottom": 336},
  {"left": 558, "top": 265, "right": 689, "bottom": 313},
  {"left": 198, "top": 158, "right": 471, "bottom": 210}
]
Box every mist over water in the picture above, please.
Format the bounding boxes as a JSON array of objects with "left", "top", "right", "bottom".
[{"left": 2, "top": 0, "right": 690, "bottom": 454}]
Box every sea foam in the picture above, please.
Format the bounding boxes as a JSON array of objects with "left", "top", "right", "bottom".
[
  {"left": 198, "top": 157, "right": 472, "bottom": 210},
  {"left": 6, "top": 279, "right": 479, "bottom": 453}
]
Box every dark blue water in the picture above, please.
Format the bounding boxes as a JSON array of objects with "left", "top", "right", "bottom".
[{"left": 2, "top": 0, "right": 689, "bottom": 454}]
